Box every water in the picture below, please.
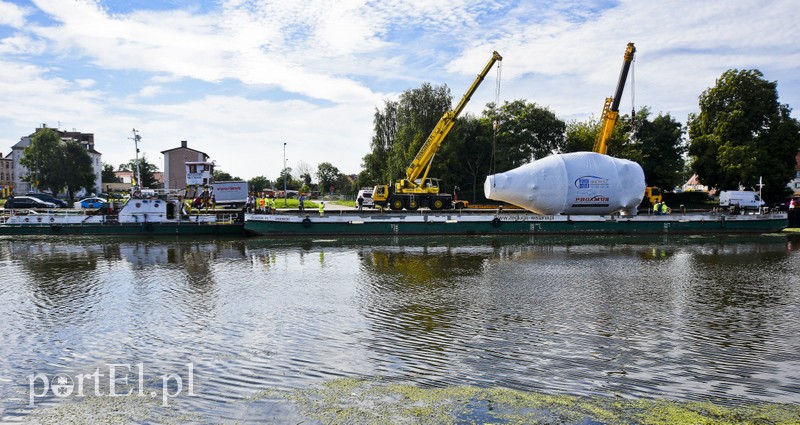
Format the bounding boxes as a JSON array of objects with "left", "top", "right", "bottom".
[{"left": 1, "top": 234, "right": 799, "bottom": 423}]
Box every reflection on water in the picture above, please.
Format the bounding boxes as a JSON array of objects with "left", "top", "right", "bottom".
[{"left": 0, "top": 234, "right": 799, "bottom": 422}]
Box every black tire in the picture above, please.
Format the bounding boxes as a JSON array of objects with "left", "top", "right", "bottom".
[
  {"left": 406, "top": 198, "right": 419, "bottom": 211},
  {"left": 302, "top": 217, "right": 312, "bottom": 228},
  {"left": 491, "top": 217, "right": 501, "bottom": 227},
  {"left": 431, "top": 198, "right": 445, "bottom": 210},
  {"left": 390, "top": 197, "right": 404, "bottom": 211}
]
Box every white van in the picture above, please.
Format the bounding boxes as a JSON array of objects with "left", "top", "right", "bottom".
[
  {"left": 719, "top": 191, "right": 765, "bottom": 210},
  {"left": 355, "top": 188, "right": 374, "bottom": 208}
]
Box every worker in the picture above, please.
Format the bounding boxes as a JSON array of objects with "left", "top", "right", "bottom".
[
  {"left": 653, "top": 201, "right": 661, "bottom": 215},
  {"left": 268, "top": 197, "right": 276, "bottom": 214},
  {"left": 318, "top": 201, "right": 325, "bottom": 216},
  {"left": 660, "top": 202, "right": 669, "bottom": 215}
]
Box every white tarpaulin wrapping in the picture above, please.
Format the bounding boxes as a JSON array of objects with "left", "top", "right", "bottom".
[{"left": 484, "top": 152, "right": 646, "bottom": 215}]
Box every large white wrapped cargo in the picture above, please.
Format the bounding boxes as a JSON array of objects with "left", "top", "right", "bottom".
[{"left": 484, "top": 152, "right": 646, "bottom": 215}]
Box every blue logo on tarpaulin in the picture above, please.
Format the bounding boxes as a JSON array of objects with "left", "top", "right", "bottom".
[{"left": 574, "top": 175, "right": 609, "bottom": 189}]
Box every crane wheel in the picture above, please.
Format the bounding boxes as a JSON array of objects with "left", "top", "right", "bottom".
[
  {"left": 431, "top": 198, "right": 444, "bottom": 210},
  {"left": 407, "top": 198, "right": 419, "bottom": 211},
  {"left": 390, "top": 198, "right": 404, "bottom": 211}
]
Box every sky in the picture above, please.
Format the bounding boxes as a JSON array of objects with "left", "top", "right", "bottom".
[{"left": 1, "top": 0, "right": 798, "bottom": 181}]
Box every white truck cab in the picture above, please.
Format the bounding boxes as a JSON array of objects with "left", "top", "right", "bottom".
[{"left": 356, "top": 188, "right": 374, "bottom": 208}]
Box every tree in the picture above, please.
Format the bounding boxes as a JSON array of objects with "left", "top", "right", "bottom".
[
  {"left": 20, "top": 128, "right": 63, "bottom": 194},
  {"left": 634, "top": 110, "right": 686, "bottom": 190},
  {"left": 248, "top": 176, "right": 272, "bottom": 193},
  {"left": 102, "top": 163, "right": 119, "bottom": 183},
  {"left": 62, "top": 141, "right": 96, "bottom": 200},
  {"left": 485, "top": 100, "right": 566, "bottom": 171},
  {"left": 275, "top": 167, "right": 295, "bottom": 191},
  {"left": 563, "top": 118, "right": 599, "bottom": 153},
  {"left": 20, "top": 128, "right": 97, "bottom": 197},
  {"left": 435, "top": 114, "right": 494, "bottom": 203},
  {"left": 214, "top": 170, "right": 241, "bottom": 181},
  {"left": 316, "top": 162, "right": 340, "bottom": 193},
  {"left": 119, "top": 155, "right": 160, "bottom": 188},
  {"left": 688, "top": 69, "right": 800, "bottom": 202},
  {"left": 362, "top": 99, "right": 398, "bottom": 185}
]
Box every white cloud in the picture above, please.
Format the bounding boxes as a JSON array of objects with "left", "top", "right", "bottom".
[
  {"left": 0, "top": 34, "right": 46, "bottom": 55},
  {"left": 138, "top": 85, "right": 163, "bottom": 98},
  {"left": 0, "top": 0, "right": 28, "bottom": 28}
]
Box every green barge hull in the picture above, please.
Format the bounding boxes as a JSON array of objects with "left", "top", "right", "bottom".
[
  {"left": 0, "top": 222, "right": 245, "bottom": 236},
  {"left": 244, "top": 211, "right": 788, "bottom": 236}
]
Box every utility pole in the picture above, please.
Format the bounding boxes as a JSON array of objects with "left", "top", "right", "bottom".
[{"left": 131, "top": 129, "right": 142, "bottom": 195}]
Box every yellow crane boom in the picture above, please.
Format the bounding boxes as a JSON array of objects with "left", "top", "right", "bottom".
[
  {"left": 400, "top": 50, "right": 503, "bottom": 190},
  {"left": 593, "top": 42, "right": 635, "bottom": 155}
]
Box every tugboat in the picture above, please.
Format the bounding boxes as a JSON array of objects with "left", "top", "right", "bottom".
[{"left": 0, "top": 195, "right": 244, "bottom": 236}]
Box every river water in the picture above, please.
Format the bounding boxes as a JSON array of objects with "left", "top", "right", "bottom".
[{"left": 1, "top": 234, "right": 799, "bottom": 423}]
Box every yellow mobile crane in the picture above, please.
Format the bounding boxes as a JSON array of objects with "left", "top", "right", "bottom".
[
  {"left": 373, "top": 51, "right": 503, "bottom": 211},
  {"left": 592, "top": 43, "right": 662, "bottom": 205}
]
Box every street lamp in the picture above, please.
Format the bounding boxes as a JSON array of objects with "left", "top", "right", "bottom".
[{"left": 283, "top": 142, "right": 287, "bottom": 207}]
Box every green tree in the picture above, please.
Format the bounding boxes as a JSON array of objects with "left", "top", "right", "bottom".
[
  {"left": 20, "top": 128, "right": 63, "bottom": 194},
  {"left": 248, "top": 176, "right": 272, "bottom": 192},
  {"left": 486, "top": 100, "right": 566, "bottom": 171},
  {"left": 102, "top": 163, "right": 119, "bottom": 183},
  {"left": 316, "top": 162, "right": 340, "bottom": 193},
  {"left": 634, "top": 110, "right": 686, "bottom": 190},
  {"left": 62, "top": 141, "right": 96, "bottom": 200},
  {"left": 563, "top": 118, "right": 599, "bottom": 153},
  {"left": 392, "top": 83, "right": 452, "bottom": 182},
  {"left": 214, "top": 170, "right": 241, "bottom": 181},
  {"left": 361, "top": 99, "right": 398, "bottom": 185},
  {"left": 436, "top": 114, "right": 494, "bottom": 203},
  {"left": 119, "top": 155, "right": 159, "bottom": 188},
  {"left": 275, "top": 167, "right": 295, "bottom": 191},
  {"left": 688, "top": 69, "right": 800, "bottom": 202}
]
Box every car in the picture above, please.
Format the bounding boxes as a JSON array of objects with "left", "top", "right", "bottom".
[
  {"left": 25, "top": 192, "right": 69, "bottom": 208},
  {"left": 79, "top": 197, "right": 108, "bottom": 209},
  {"left": 774, "top": 196, "right": 800, "bottom": 211},
  {"left": 3, "top": 196, "right": 58, "bottom": 209}
]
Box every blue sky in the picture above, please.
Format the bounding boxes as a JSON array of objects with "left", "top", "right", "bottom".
[{"left": 1, "top": 0, "right": 798, "bottom": 180}]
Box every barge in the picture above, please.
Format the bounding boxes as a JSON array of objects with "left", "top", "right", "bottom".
[
  {"left": 244, "top": 210, "right": 788, "bottom": 236},
  {"left": 0, "top": 198, "right": 245, "bottom": 236}
]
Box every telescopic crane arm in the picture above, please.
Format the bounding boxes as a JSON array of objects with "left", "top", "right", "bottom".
[
  {"left": 593, "top": 42, "right": 636, "bottom": 155},
  {"left": 400, "top": 51, "right": 503, "bottom": 190}
]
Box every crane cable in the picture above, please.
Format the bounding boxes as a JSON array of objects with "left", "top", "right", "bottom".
[{"left": 491, "top": 59, "right": 502, "bottom": 180}]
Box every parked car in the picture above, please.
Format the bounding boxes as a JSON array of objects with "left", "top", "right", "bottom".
[
  {"left": 3, "top": 196, "right": 57, "bottom": 209},
  {"left": 25, "top": 192, "right": 69, "bottom": 208},
  {"left": 774, "top": 196, "right": 800, "bottom": 211},
  {"left": 79, "top": 197, "right": 108, "bottom": 209}
]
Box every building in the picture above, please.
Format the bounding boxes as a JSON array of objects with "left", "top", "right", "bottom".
[
  {"left": 1, "top": 152, "right": 12, "bottom": 197},
  {"left": 161, "top": 140, "right": 209, "bottom": 191},
  {"left": 10, "top": 125, "right": 102, "bottom": 196}
]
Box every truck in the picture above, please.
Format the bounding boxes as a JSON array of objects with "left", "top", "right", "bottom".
[
  {"left": 211, "top": 181, "right": 249, "bottom": 207},
  {"left": 372, "top": 51, "right": 502, "bottom": 211},
  {"left": 719, "top": 190, "right": 765, "bottom": 211}
]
